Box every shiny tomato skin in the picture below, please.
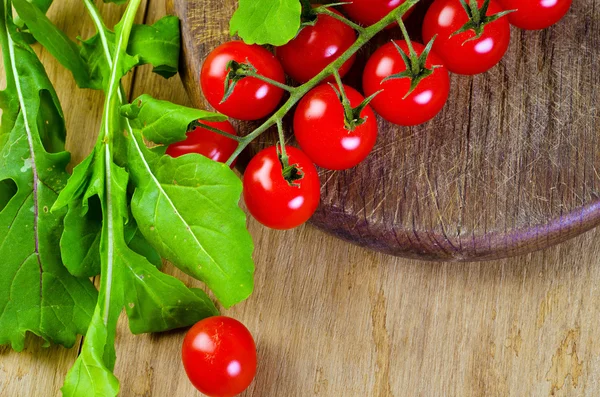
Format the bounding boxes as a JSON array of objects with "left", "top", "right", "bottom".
[
  {"left": 363, "top": 41, "right": 450, "bottom": 126},
  {"left": 342, "top": 0, "right": 414, "bottom": 26},
  {"left": 497, "top": 0, "right": 572, "bottom": 30},
  {"left": 294, "top": 84, "right": 378, "bottom": 170},
  {"left": 243, "top": 146, "right": 320, "bottom": 230},
  {"left": 166, "top": 120, "right": 238, "bottom": 165},
  {"left": 201, "top": 41, "right": 285, "bottom": 120},
  {"left": 182, "top": 316, "right": 257, "bottom": 397},
  {"left": 275, "top": 8, "right": 356, "bottom": 83},
  {"left": 422, "top": 0, "right": 511, "bottom": 75}
]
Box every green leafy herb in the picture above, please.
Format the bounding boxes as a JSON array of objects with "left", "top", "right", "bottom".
[
  {"left": 129, "top": 16, "right": 181, "bottom": 78},
  {"left": 121, "top": 94, "right": 226, "bottom": 144},
  {"left": 0, "top": 0, "right": 97, "bottom": 351},
  {"left": 230, "top": 0, "right": 302, "bottom": 46}
]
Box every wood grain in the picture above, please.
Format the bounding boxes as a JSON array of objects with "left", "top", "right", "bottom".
[
  {"left": 2, "top": 1, "right": 600, "bottom": 397},
  {"left": 170, "top": 0, "right": 600, "bottom": 261}
]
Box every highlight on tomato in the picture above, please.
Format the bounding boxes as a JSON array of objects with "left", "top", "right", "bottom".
[
  {"left": 201, "top": 41, "right": 285, "bottom": 120},
  {"left": 243, "top": 146, "right": 321, "bottom": 230},
  {"left": 422, "top": 0, "right": 512, "bottom": 75},
  {"left": 342, "top": 0, "right": 415, "bottom": 27},
  {"left": 182, "top": 316, "right": 257, "bottom": 397},
  {"left": 294, "top": 83, "right": 378, "bottom": 170},
  {"left": 497, "top": 0, "right": 572, "bottom": 30},
  {"left": 275, "top": 6, "right": 356, "bottom": 83},
  {"left": 363, "top": 40, "right": 450, "bottom": 126}
]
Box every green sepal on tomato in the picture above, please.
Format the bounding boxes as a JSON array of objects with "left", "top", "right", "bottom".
[
  {"left": 422, "top": 0, "right": 512, "bottom": 75},
  {"left": 294, "top": 84, "right": 378, "bottom": 170},
  {"left": 201, "top": 41, "right": 285, "bottom": 120},
  {"left": 243, "top": 146, "right": 320, "bottom": 230},
  {"left": 275, "top": 6, "right": 356, "bottom": 83},
  {"left": 363, "top": 40, "right": 450, "bottom": 126}
]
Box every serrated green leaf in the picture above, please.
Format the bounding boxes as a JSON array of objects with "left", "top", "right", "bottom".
[
  {"left": 230, "top": 0, "right": 302, "bottom": 46},
  {"left": 121, "top": 94, "right": 225, "bottom": 145},
  {"left": 0, "top": 2, "right": 97, "bottom": 351},
  {"left": 128, "top": 16, "right": 180, "bottom": 79}
]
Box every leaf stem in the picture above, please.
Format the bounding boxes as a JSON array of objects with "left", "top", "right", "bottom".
[
  {"left": 193, "top": 121, "right": 244, "bottom": 142},
  {"left": 315, "top": 5, "right": 366, "bottom": 34},
  {"left": 225, "top": 0, "right": 420, "bottom": 167},
  {"left": 250, "top": 72, "right": 296, "bottom": 93}
]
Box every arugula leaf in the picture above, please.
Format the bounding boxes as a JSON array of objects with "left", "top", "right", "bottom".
[
  {"left": 12, "top": 0, "right": 94, "bottom": 88},
  {"left": 230, "top": 0, "right": 302, "bottom": 46},
  {"left": 13, "top": 2, "right": 180, "bottom": 87},
  {"left": 128, "top": 16, "right": 181, "bottom": 78},
  {"left": 55, "top": 1, "right": 226, "bottom": 394},
  {"left": 0, "top": 0, "right": 97, "bottom": 351},
  {"left": 121, "top": 94, "right": 225, "bottom": 145},
  {"left": 126, "top": 133, "right": 255, "bottom": 308}
]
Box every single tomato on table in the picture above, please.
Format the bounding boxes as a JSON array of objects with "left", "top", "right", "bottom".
[
  {"left": 182, "top": 316, "right": 257, "bottom": 397},
  {"left": 275, "top": 7, "right": 356, "bottom": 83},
  {"left": 201, "top": 41, "right": 285, "bottom": 120},
  {"left": 497, "top": 0, "right": 572, "bottom": 30},
  {"left": 422, "top": 0, "right": 511, "bottom": 75},
  {"left": 166, "top": 120, "right": 238, "bottom": 165},
  {"left": 243, "top": 146, "right": 320, "bottom": 230},
  {"left": 294, "top": 84, "right": 378, "bottom": 170},
  {"left": 342, "top": 0, "right": 414, "bottom": 27},
  {"left": 363, "top": 41, "right": 450, "bottom": 126}
]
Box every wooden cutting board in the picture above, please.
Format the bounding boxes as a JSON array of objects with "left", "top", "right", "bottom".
[{"left": 167, "top": 0, "right": 600, "bottom": 261}]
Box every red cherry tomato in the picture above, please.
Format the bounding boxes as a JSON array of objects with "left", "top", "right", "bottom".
[
  {"left": 243, "top": 146, "right": 320, "bottom": 229},
  {"left": 363, "top": 41, "right": 450, "bottom": 126},
  {"left": 497, "top": 0, "right": 572, "bottom": 30},
  {"left": 166, "top": 120, "right": 238, "bottom": 165},
  {"left": 182, "top": 316, "right": 257, "bottom": 397},
  {"left": 275, "top": 7, "right": 356, "bottom": 83},
  {"left": 342, "top": 0, "right": 414, "bottom": 27},
  {"left": 294, "top": 84, "right": 378, "bottom": 170},
  {"left": 201, "top": 41, "right": 285, "bottom": 120},
  {"left": 422, "top": 0, "right": 511, "bottom": 75}
]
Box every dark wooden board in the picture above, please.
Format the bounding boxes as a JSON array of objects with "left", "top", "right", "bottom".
[{"left": 167, "top": 0, "right": 600, "bottom": 261}]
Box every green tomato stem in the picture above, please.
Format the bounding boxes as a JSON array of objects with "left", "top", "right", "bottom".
[
  {"left": 224, "top": 0, "right": 420, "bottom": 167},
  {"left": 315, "top": 6, "right": 366, "bottom": 34},
  {"left": 276, "top": 118, "right": 289, "bottom": 168},
  {"left": 249, "top": 72, "right": 296, "bottom": 93},
  {"left": 194, "top": 122, "right": 244, "bottom": 142}
]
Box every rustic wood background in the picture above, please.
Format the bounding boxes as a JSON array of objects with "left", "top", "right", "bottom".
[
  {"left": 172, "top": 0, "right": 600, "bottom": 261},
  {"left": 1, "top": 0, "right": 600, "bottom": 396}
]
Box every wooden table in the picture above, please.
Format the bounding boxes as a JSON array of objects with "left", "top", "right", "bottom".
[{"left": 2, "top": 1, "right": 600, "bottom": 396}]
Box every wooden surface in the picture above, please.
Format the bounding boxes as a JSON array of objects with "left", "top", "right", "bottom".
[
  {"left": 2, "top": 1, "right": 600, "bottom": 396},
  {"left": 171, "top": 0, "right": 600, "bottom": 261}
]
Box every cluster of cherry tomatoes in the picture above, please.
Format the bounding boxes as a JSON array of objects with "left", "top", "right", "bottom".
[{"left": 168, "top": 0, "right": 572, "bottom": 232}]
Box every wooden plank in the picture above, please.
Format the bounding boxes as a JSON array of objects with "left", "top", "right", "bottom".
[{"left": 2, "top": 0, "right": 600, "bottom": 396}]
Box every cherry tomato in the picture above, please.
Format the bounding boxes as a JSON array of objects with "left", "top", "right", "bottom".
[
  {"left": 182, "top": 316, "right": 257, "bottom": 397},
  {"left": 275, "top": 7, "right": 356, "bottom": 84},
  {"left": 166, "top": 120, "right": 238, "bottom": 165},
  {"left": 422, "top": 0, "right": 511, "bottom": 75},
  {"left": 497, "top": 0, "right": 572, "bottom": 30},
  {"left": 201, "top": 41, "right": 285, "bottom": 120},
  {"left": 342, "top": 0, "right": 414, "bottom": 27},
  {"left": 363, "top": 41, "right": 450, "bottom": 126},
  {"left": 243, "top": 146, "right": 320, "bottom": 229},
  {"left": 293, "top": 84, "right": 378, "bottom": 170}
]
